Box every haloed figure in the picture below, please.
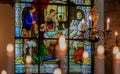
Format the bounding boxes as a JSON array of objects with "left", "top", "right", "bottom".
[{"left": 22, "top": 6, "right": 37, "bottom": 37}]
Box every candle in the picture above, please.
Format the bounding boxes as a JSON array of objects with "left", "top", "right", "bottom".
[
  {"left": 106, "top": 18, "right": 110, "bottom": 30},
  {"left": 53, "top": 68, "right": 62, "bottom": 74},
  {"left": 6, "top": 43, "right": 14, "bottom": 57},
  {"left": 58, "top": 35, "right": 67, "bottom": 51},
  {"left": 26, "top": 55, "right": 32, "bottom": 74},
  {"left": 114, "top": 52, "right": 120, "bottom": 74},
  {"left": 6, "top": 43, "right": 14, "bottom": 74},
  {"left": 57, "top": 35, "right": 67, "bottom": 74},
  {"left": 83, "top": 51, "right": 88, "bottom": 74},
  {"left": 82, "top": 19, "right": 85, "bottom": 31},
  {"left": 96, "top": 45, "right": 104, "bottom": 74},
  {"left": 1, "top": 70, "right": 7, "bottom": 74},
  {"left": 113, "top": 46, "right": 119, "bottom": 55},
  {"left": 89, "top": 15, "right": 92, "bottom": 28},
  {"left": 115, "top": 32, "right": 118, "bottom": 45}
]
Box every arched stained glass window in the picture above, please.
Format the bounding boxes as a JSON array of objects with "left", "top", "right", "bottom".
[{"left": 15, "top": 0, "right": 93, "bottom": 74}]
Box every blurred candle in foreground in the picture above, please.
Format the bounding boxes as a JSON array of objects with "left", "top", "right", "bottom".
[
  {"left": 106, "top": 17, "right": 110, "bottom": 30},
  {"left": 53, "top": 68, "right": 62, "bottom": 74},
  {"left": 83, "top": 51, "right": 88, "bottom": 74},
  {"left": 26, "top": 55, "right": 32, "bottom": 65},
  {"left": 1, "top": 70, "right": 7, "bottom": 74},
  {"left": 6, "top": 43, "right": 14, "bottom": 74},
  {"left": 58, "top": 35, "right": 67, "bottom": 51},
  {"left": 83, "top": 51, "right": 88, "bottom": 60},
  {"left": 96, "top": 45, "right": 104, "bottom": 74},
  {"left": 114, "top": 52, "right": 120, "bottom": 74},
  {"left": 113, "top": 46, "right": 119, "bottom": 55},
  {"left": 6, "top": 43, "right": 14, "bottom": 56},
  {"left": 26, "top": 55, "right": 32, "bottom": 74},
  {"left": 97, "top": 45, "right": 104, "bottom": 58}
]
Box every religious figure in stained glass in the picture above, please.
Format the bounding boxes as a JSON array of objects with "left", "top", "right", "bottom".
[
  {"left": 69, "top": 10, "right": 85, "bottom": 39},
  {"left": 45, "top": 9, "right": 59, "bottom": 31},
  {"left": 22, "top": 6, "right": 38, "bottom": 38}
]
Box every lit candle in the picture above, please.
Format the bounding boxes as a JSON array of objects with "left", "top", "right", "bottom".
[
  {"left": 82, "top": 19, "right": 85, "bottom": 31},
  {"left": 115, "top": 32, "right": 118, "bottom": 45},
  {"left": 113, "top": 46, "right": 119, "bottom": 55},
  {"left": 57, "top": 35, "right": 67, "bottom": 74},
  {"left": 1, "top": 70, "right": 7, "bottom": 74},
  {"left": 6, "top": 43, "right": 14, "bottom": 74},
  {"left": 83, "top": 51, "right": 88, "bottom": 74},
  {"left": 58, "top": 35, "right": 67, "bottom": 51},
  {"left": 6, "top": 43, "right": 14, "bottom": 57},
  {"left": 53, "top": 68, "right": 62, "bottom": 74},
  {"left": 26, "top": 55, "right": 32, "bottom": 74},
  {"left": 89, "top": 15, "right": 92, "bottom": 28},
  {"left": 96, "top": 45, "right": 104, "bottom": 74},
  {"left": 114, "top": 52, "right": 120, "bottom": 74},
  {"left": 106, "top": 17, "right": 110, "bottom": 31}
]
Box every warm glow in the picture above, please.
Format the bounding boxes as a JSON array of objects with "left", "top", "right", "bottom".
[
  {"left": 6, "top": 43, "right": 14, "bottom": 56},
  {"left": 115, "top": 31, "right": 118, "bottom": 36},
  {"left": 107, "top": 17, "right": 110, "bottom": 23},
  {"left": 115, "top": 52, "right": 120, "bottom": 60},
  {"left": 89, "top": 15, "right": 92, "bottom": 21},
  {"left": 53, "top": 68, "right": 62, "bottom": 74},
  {"left": 83, "top": 51, "right": 89, "bottom": 59},
  {"left": 26, "top": 55, "right": 32, "bottom": 64},
  {"left": 59, "top": 35, "right": 67, "bottom": 51},
  {"left": 1, "top": 70, "right": 7, "bottom": 74},
  {"left": 82, "top": 19, "right": 85, "bottom": 24},
  {"left": 97, "top": 45, "right": 104, "bottom": 55},
  {"left": 113, "top": 46, "right": 119, "bottom": 55}
]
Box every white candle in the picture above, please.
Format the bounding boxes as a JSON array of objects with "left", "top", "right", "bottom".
[
  {"left": 57, "top": 35, "right": 67, "bottom": 74},
  {"left": 1, "top": 70, "right": 7, "bottom": 74},
  {"left": 89, "top": 15, "right": 92, "bottom": 28},
  {"left": 6, "top": 43, "right": 14, "bottom": 74},
  {"left": 53, "top": 68, "right": 62, "bottom": 74},
  {"left": 26, "top": 55, "right": 32, "bottom": 74},
  {"left": 96, "top": 45, "right": 104, "bottom": 74},
  {"left": 82, "top": 19, "right": 85, "bottom": 31},
  {"left": 113, "top": 46, "right": 119, "bottom": 55},
  {"left": 114, "top": 52, "right": 120, "bottom": 74},
  {"left": 115, "top": 32, "right": 118, "bottom": 45},
  {"left": 106, "top": 18, "right": 110, "bottom": 30},
  {"left": 83, "top": 51, "right": 89, "bottom": 74}
]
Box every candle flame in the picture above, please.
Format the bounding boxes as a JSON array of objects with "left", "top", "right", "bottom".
[
  {"left": 58, "top": 35, "right": 67, "bottom": 51},
  {"left": 26, "top": 55, "right": 32, "bottom": 65},
  {"left": 115, "top": 31, "right": 118, "bottom": 36},
  {"left": 107, "top": 17, "right": 110, "bottom": 23},
  {"left": 6, "top": 43, "right": 14, "bottom": 56},
  {"left": 89, "top": 15, "right": 92, "bottom": 20},
  {"left": 53, "top": 68, "right": 62, "bottom": 74},
  {"left": 115, "top": 52, "right": 120, "bottom": 61},
  {"left": 97, "top": 45, "right": 104, "bottom": 55},
  {"left": 83, "top": 51, "right": 89, "bottom": 59},
  {"left": 113, "top": 46, "right": 119, "bottom": 55},
  {"left": 1, "top": 70, "right": 7, "bottom": 74},
  {"left": 82, "top": 19, "right": 85, "bottom": 24}
]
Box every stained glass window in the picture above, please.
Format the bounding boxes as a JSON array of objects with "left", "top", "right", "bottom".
[{"left": 15, "top": 0, "right": 93, "bottom": 73}]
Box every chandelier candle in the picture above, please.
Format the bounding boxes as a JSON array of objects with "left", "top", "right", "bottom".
[
  {"left": 106, "top": 18, "right": 110, "bottom": 31},
  {"left": 115, "top": 32, "right": 118, "bottom": 45}
]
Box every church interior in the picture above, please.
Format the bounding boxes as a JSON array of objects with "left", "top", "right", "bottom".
[{"left": 0, "top": 0, "right": 120, "bottom": 74}]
